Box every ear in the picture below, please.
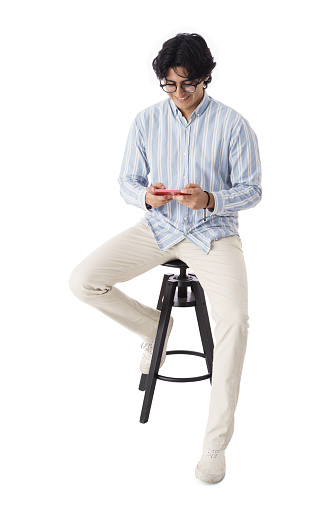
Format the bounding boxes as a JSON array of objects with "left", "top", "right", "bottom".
[{"left": 203, "top": 76, "right": 210, "bottom": 89}]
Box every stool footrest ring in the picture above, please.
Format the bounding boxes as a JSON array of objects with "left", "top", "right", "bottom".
[
  {"left": 157, "top": 349, "right": 211, "bottom": 382},
  {"left": 156, "top": 373, "right": 211, "bottom": 383},
  {"left": 166, "top": 350, "right": 205, "bottom": 357}
]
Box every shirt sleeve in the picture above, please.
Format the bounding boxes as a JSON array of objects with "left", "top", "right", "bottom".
[
  {"left": 210, "top": 117, "right": 262, "bottom": 215},
  {"left": 118, "top": 115, "right": 151, "bottom": 211}
]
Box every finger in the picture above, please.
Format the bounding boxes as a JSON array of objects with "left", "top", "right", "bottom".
[
  {"left": 155, "top": 198, "right": 171, "bottom": 207},
  {"left": 152, "top": 193, "right": 172, "bottom": 199},
  {"left": 183, "top": 183, "right": 199, "bottom": 189},
  {"left": 173, "top": 195, "right": 187, "bottom": 202},
  {"left": 151, "top": 183, "right": 166, "bottom": 194},
  {"left": 180, "top": 188, "right": 195, "bottom": 195}
]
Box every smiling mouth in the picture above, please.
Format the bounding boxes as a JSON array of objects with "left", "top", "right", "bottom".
[{"left": 174, "top": 95, "right": 191, "bottom": 102}]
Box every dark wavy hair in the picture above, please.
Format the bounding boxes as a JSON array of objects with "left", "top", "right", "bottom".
[{"left": 152, "top": 33, "right": 216, "bottom": 88}]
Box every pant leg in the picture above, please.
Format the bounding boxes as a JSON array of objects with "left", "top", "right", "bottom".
[
  {"left": 69, "top": 220, "right": 178, "bottom": 342},
  {"left": 179, "top": 234, "right": 249, "bottom": 451}
]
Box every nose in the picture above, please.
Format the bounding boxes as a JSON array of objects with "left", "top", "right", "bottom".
[{"left": 175, "top": 85, "right": 188, "bottom": 98}]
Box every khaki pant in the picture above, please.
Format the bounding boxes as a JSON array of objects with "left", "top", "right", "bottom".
[{"left": 69, "top": 220, "right": 249, "bottom": 450}]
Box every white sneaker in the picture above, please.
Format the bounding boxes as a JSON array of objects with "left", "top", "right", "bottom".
[
  {"left": 195, "top": 448, "right": 226, "bottom": 483},
  {"left": 139, "top": 317, "right": 174, "bottom": 374}
]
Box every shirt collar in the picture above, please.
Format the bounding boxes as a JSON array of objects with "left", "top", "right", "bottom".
[{"left": 169, "top": 90, "right": 211, "bottom": 119}]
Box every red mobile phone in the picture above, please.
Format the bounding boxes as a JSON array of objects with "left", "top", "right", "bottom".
[{"left": 154, "top": 189, "right": 190, "bottom": 196}]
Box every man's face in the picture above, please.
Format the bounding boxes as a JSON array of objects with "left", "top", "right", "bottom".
[{"left": 163, "top": 67, "right": 206, "bottom": 117}]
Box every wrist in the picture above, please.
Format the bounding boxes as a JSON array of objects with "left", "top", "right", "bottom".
[
  {"left": 208, "top": 192, "right": 215, "bottom": 209},
  {"left": 203, "top": 191, "right": 210, "bottom": 209},
  {"left": 144, "top": 192, "right": 152, "bottom": 210},
  {"left": 203, "top": 191, "right": 214, "bottom": 209}
]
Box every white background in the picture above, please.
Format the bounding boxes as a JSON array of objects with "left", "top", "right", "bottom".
[{"left": 1, "top": 0, "right": 333, "bottom": 515}]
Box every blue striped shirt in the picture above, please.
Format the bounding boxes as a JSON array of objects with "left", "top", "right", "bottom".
[{"left": 118, "top": 91, "right": 262, "bottom": 254}]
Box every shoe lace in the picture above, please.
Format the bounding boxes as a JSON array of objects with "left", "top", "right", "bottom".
[
  {"left": 207, "top": 449, "right": 221, "bottom": 459},
  {"left": 141, "top": 341, "right": 153, "bottom": 353}
]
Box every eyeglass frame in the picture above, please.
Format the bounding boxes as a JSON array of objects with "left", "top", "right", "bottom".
[{"left": 159, "top": 78, "right": 204, "bottom": 93}]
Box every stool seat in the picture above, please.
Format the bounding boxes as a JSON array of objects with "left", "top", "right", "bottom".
[{"left": 161, "top": 259, "right": 188, "bottom": 268}]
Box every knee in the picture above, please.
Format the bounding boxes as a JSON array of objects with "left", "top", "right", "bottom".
[
  {"left": 68, "top": 263, "right": 101, "bottom": 303},
  {"left": 228, "top": 311, "right": 249, "bottom": 333},
  {"left": 231, "top": 310, "right": 249, "bottom": 328},
  {"left": 68, "top": 265, "right": 86, "bottom": 301},
  {"left": 69, "top": 261, "right": 115, "bottom": 303},
  {"left": 215, "top": 309, "right": 249, "bottom": 333}
]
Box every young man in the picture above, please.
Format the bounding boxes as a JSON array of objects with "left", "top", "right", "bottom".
[{"left": 69, "top": 33, "right": 262, "bottom": 483}]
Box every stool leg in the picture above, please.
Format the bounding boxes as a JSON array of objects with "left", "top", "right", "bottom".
[
  {"left": 138, "top": 375, "right": 148, "bottom": 391},
  {"left": 138, "top": 273, "right": 171, "bottom": 392},
  {"left": 191, "top": 280, "right": 214, "bottom": 380},
  {"left": 140, "top": 280, "right": 176, "bottom": 423},
  {"left": 157, "top": 274, "right": 170, "bottom": 311}
]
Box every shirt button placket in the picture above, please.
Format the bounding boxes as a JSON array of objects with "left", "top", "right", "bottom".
[
  {"left": 183, "top": 126, "right": 190, "bottom": 231},
  {"left": 184, "top": 126, "right": 190, "bottom": 180}
]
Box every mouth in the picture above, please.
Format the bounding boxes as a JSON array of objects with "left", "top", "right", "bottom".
[{"left": 174, "top": 95, "right": 191, "bottom": 102}]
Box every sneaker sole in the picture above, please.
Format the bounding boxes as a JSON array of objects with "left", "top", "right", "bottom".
[{"left": 195, "top": 467, "right": 225, "bottom": 483}]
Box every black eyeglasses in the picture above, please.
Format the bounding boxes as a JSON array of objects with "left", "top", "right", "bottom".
[{"left": 160, "top": 79, "right": 202, "bottom": 93}]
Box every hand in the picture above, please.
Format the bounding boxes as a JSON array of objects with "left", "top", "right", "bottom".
[
  {"left": 145, "top": 183, "right": 173, "bottom": 208},
  {"left": 173, "top": 184, "right": 210, "bottom": 210}
]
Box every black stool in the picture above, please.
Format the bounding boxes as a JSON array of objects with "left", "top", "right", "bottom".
[{"left": 139, "top": 260, "right": 214, "bottom": 423}]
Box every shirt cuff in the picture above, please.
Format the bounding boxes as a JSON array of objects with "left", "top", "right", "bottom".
[
  {"left": 139, "top": 188, "right": 151, "bottom": 211},
  {"left": 210, "top": 191, "right": 225, "bottom": 216}
]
